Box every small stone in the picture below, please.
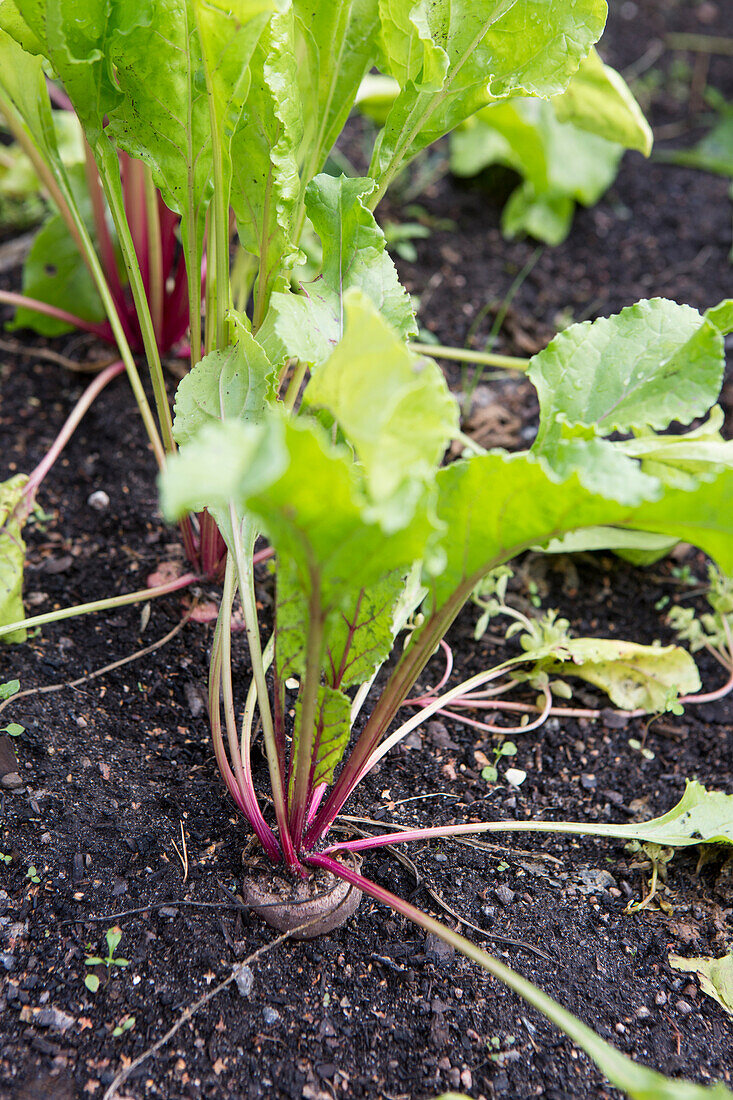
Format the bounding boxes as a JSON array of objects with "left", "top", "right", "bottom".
[
  {"left": 615, "top": 1022, "right": 626, "bottom": 1034},
  {"left": 20, "top": 1006, "right": 75, "bottom": 1032},
  {"left": 263, "top": 1006, "right": 280, "bottom": 1026},
  {"left": 676, "top": 999, "right": 693, "bottom": 1016},
  {"left": 72, "top": 853, "right": 85, "bottom": 883},
  {"left": 636, "top": 1006, "right": 651, "bottom": 1020},
  {"left": 5, "top": 982, "right": 19, "bottom": 1002},
  {"left": 40, "top": 832, "right": 52, "bottom": 846},
  {"left": 425, "top": 933, "right": 455, "bottom": 968},
  {"left": 87, "top": 490, "right": 110, "bottom": 511},
  {"left": 654, "top": 992, "right": 667, "bottom": 1006},
  {"left": 494, "top": 886, "right": 516, "bottom": 907},
  {"left": 460, "top": 1069, "right": 473, "bottom": 1090},
  {"left": 427, "top": 721, "right": 459, "bottom": 750},
  {"left": 233, "top": 964, "right": 254, "bottom": 998},
  {"left": 581, "top": 773, "right": 597, "bottom": 791},
  {"left": 0, "top": 953, "right": 15, "bottom": 972},
  {"left": 448, "top": 1068, "right": 460, "bottom": 1089},
  {"left": 0, "top": 773, "right": 23, "bottom": 790}
]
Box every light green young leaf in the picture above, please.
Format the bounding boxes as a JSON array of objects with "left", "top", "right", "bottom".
[
  {"left": 294, "top": 0, "right": 380, "bottom": 178},
  {"left": 429, "top": 450, "right": 733, "bottom": 615},
  {"left": 529, "top": 299, "right": 725, "bottom": 454},
  {"left": 10, "top": 165, "right": 106, "bottom": 336},
  {"left": 230, "top": 5, "right": 304, "bottom": 311},
  {"left": 0, "top": 475, "right": 29, "bottom": 645},
  {"left": 304, "top": 289, "right": 457, "bottom": 512},
  {"left": 522, "top": 638, "right": 701, "bottom": 713},
  {"left": 619, "top": 407, "right": 733, "bottom": 492},
  {"left": 172, "top": 328, "right": 275, "bottom": 446},
  {"left": 669, "top": 953, "right": 733, "bottom": 1019},
  {"left": 370, "top": 0, "right": 607, "bottom": 196},
  {"left": 553, "top": 48, "right": 652, "bottom": 154},
  {"left": 258, "top": 174, "right": 416, "bottom": 367},
  {"left": 706, "top": 299, "right": 733, "bottom": 336}
]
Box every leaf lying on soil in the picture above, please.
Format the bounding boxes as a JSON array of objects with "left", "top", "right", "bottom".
[{"left": 669, "top": 953, "right": 733, "bottom": 1019}]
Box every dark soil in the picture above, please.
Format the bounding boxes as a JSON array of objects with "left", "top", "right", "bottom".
[{"left": 1, "top": 2, "right": 732, "bottom": 1098}]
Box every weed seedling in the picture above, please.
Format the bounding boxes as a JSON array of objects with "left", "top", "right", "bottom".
[{"left": 84, "top": 927, "right": 129, "bottom": 994}]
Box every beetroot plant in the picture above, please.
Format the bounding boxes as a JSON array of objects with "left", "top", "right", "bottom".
[{"left": 161, "top": 286, "right": 733, "bottom": 1098}]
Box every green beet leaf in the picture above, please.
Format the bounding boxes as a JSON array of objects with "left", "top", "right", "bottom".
[
  {"left": 370, "top": 0, "right": 607, "bottom": 197},
  {"left": 619, "top": 407, "right": 733, "bottom": 492},
  {"left": 706, "top": 298, "right": 733, "bottom": 336},
  {"left": 552, "top": 48, "right": 652, "bottom": 154},
  {"left": 429, "top": 450, "right": 733, "bottom": 617},
  {"left": 529, "top": 298, "right": 725, "bottom": 455},
  {"left": 172, "top": 325, "right": 276, "bottom": 447},
  {"left": 230, "top": 5, "right": 304, "bottom": 316},
  {"left": 303, "top": 290, "right": 457, "bottom": 516},
  {"left": 520, "top": 637, "right": 701, "bottom": 713},
  {"left": 294, "top": 0, "right": 380, "bottom": 181},
  {"left": 0, "top": 475, "right": 29, "bottom": 645},
  {"left": 258, "top": 174, "right": 415, "bottom": 366},
  {"left": 10, "top": 165, "right": 106, "bottom": 336}
]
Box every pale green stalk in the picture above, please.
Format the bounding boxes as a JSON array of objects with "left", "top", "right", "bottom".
[
  {"left": 0, "top": 574, "right": 196, "bottom": 639},
  {"left": 229, "top": 508, "right": 295, "bottom": 865},
  {"left": 409, "top": 342, "right": 530, "bottom": 371}
]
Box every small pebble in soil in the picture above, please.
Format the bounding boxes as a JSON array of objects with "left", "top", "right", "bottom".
[
  {"left": 636, "top": 1006, "right": 652, "bottom": 1020},
  {"left": 655, "top": 992, "right": 667, "bottom": 1006},
  {"left": 87, "top": 490, "right": 110, "bottom": 511},
  {"left": 233, "top": 963, "right": 254, "bottom": 998},
  {"left": 494, "top": 886, "right": 515, "bottom": 907},
  {"left": 263, "top": 1006, "right": 280, "bottom": 1026},
  {"left": 0, "top": 773, "right": 24, "bottom": 790},
  {"left": 676, "top": 999, "right": 693, "bottom": 1016},
  {"left": 0, "top": 954, "right": 15, "bottom": 972}
]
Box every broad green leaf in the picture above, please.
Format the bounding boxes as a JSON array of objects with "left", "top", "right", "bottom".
[
  {"left": 371, "top": 0, "right": 607, "bottom": 193},
  {"left": 230, "top": 5, "right": 304, "bottom": 309},
  {"left": 429, "top": 450, "right": 733, "bottom": 615},
  {"left": 450, "top": 97, "right": 622, "bottom": 245},
  {"left": 259, "top": 174, "right": 416, "bottom": 367},
  {"left": 542, "top": 527, "right": 677, "bottom": 561},
  {"left": 553, "top": 48, "right": 652, "bottom": 155},
  {"left": 277, "top": 558, "right": 404, "bottom": 688},
  {"left": 706, "top": 299, "right": 733, "bottom": 336},
  {"left": 304, "top": 290, "right": 457, "bottom": 513},
  {"left": 0, "top": 1, "right": 45, "bottom": 54},
  {"left": 544, "top": 436, "right": 661, "bottom": 506},
  {"left": 0, "top": 2, "right": 123, "bottom": 145},
  {"left": 160, "top": 417, "right": 287, "bottom": 545},
  {"left": 294, "top": 0, "right": 380, "bottom": 177},
  {"left": 10, "top": 165, "right": 106, "bottom": 336},
  {"left": 296, "top": 683, "right": 351, "bottom": 790},
  {"left": 194, "top": 0, "right": 279, "bottom": 199},
  {"left": 103, "top": 1, "right": 212, "bottom": 276},
  {"left": 162, "top": 413, "right": 436, "bottom": 608},
  {"left": 0, "top": 27, "right": 63, "bottom": 175},
  {"left": 172, "top": 327, "right": 275, "bottom": 447},
  {"left": 669, "top": 954, "right": 733, "bottom": 1019},
  {"left": 529, "top": 299, "right": 725, "bottom": 455},
  {"left": 244, "top": 417, "right": 435, "bottom": 610},
  {"left": 523, "top": 638, "right": 701, "bottom": 713},
  {"left": 0, "top": 475, "right": 29, "bottom": 645},
  {"left": 620, "top": 407, "right": 733, "bottom": 492}
]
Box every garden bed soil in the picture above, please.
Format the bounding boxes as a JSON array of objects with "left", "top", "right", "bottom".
[{"left": 1, "top": 1, "right": 732, "bottom": 1097}]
